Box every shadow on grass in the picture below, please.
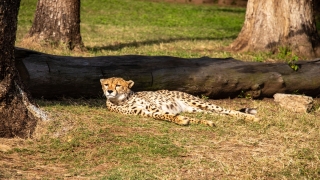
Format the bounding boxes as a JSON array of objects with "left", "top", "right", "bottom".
[
  {"left": 36, "top": 98, "right": 106, "bottom": 108},
  {"left": 86, "top": 36, "right": 237, "bottom": 52}
]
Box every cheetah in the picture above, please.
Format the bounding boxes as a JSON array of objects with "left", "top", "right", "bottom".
[{"left": 100, "top": 77, "right": 258, "bottom": 127}]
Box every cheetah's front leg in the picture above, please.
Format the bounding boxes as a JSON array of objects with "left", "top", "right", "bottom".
[
  {"left": 148, "top": 112, "right": 215, "bottom": 127},
  {"left": 149, "top": 112, "right": 190, "bottom": 125}
]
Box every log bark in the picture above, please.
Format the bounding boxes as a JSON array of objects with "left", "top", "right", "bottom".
[{"left": 15, "top": 48, "right": 320, "bottom": 99}]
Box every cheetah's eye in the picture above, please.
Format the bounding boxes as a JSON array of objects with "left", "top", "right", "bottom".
[
  {"left": 116, "top": 84, "right": 121, "bottom": 87},
  {"left": 104, "top": 84, "right": 108, "bottom": 87}
]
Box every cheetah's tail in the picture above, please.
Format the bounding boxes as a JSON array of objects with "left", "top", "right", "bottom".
[{"left": 238, "top": 108, "right": 257, "bottom": 115}]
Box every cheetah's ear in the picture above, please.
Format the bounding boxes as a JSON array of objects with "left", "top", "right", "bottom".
[
  {"left": 100, "top": 79, "right": 105, "bottom": 84},
  {"left": 127, "top": 80, "right": 134, "bottom": 88}
]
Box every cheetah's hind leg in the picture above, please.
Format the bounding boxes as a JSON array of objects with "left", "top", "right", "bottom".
[
  {"left": 194, "top": 102, "right": 259, "bottom": 122},
  {"left": 163, "top": 114, "right": 215, "bottom": 127}
]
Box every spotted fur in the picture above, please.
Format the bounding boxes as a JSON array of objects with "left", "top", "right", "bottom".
[{"left": 100, "top": 77, "right": 258, "bottom": 127}]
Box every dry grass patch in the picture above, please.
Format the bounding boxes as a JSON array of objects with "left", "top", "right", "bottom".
[{"left": 1, "top": 98, "right": 319, "bottom": 179}]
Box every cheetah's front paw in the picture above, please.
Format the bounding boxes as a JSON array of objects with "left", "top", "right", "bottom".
[
  {"left": 206, "top": 120, "right": 216, "bottom": 127},
  {"left": 176, "top": 116, "right": 190, "bottom": 126}
]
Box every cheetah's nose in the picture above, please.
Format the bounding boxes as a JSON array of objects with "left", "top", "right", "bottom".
[{"left": 107, "top": 90, "right": 113, "bottom": 94}]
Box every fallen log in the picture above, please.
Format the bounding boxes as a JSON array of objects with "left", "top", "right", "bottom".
[{"left": 15, "top": 47, "right": 320, "bottom": 99}]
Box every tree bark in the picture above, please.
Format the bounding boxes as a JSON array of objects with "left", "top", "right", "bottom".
[
  {"left": 230, "top": 0, "right": 320, "bottom": 58},
  {"left": 0, "top": 1, "right": 47, "bottom": 138},
  {"left": 314, "top": 0, "right": 320, "bottom": 23},
  {"left": 15, "top": 48, "right": 320, "bottom": 99},
  {"left": 23, "top": 0, "right": 84, "bottom": 50}
]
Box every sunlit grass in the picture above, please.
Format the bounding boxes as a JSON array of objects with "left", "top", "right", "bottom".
[
  {"left": 17, "top": 0, "right": 253, "bottom": 59},
  {"left": 17, "top": 0, "right": 320, "bottom": 61}
]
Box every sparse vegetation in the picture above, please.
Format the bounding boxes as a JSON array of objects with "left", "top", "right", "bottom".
[
  {"left": 277, "top": 46, "right": 300, "bottom": 71},
  {"left": 1, "top": 0, "right": 319, "bottom": 179},
  {"left": 1, "top": 98, "right": 319, "bottom": 179}
]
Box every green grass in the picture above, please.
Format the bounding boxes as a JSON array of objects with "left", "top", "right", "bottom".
[
  {"left": 17, "top": 0, "right": 249, "bottom": 58},
  {"left": 17, "top": 0, "right": 320, "bottom": 60}
]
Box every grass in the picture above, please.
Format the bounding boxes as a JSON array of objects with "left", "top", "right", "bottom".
[
  {"left": 1, "top": 98, "right": 320, "bottom": 179},
  {"left": 17, "top": 0, "right": 320, "bottom": 61},
  {"left": 16, "top": 0, "right": 267, "bottom": 60},
  {"left": 1, "top": 0, "right": 319, "bottom": 179},
  {"left": 16, "top": 0, "right": 320, "bottom": 61}
]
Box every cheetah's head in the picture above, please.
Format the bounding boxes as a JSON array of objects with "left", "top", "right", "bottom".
[{"left": 100, "top": 77, "right": 134, "bottom": 103}]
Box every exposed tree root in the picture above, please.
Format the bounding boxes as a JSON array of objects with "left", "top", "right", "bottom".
[{"left": 14, "top": 81, "right": 49, "bottom": 121}]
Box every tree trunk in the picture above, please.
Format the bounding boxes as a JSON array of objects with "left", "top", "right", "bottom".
[
  {"left": 23, "top": 0, "right": 84, "bottom": 50},
  {"left": 15, "top": 48, "right": 320, "bottom": 99},
  {"left": 0, "top": 1, "right": 47, "bottom": 138},
  {"left": 314, "top": 1, "right": 320, "bottom": 23},
  {"left": 230, "top": 0, "right": 320, "bottom": 58}
]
